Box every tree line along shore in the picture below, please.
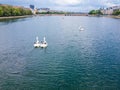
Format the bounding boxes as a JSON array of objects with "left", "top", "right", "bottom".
[{"left": 0, "top": 4, "right": 32, "bottom": 17}]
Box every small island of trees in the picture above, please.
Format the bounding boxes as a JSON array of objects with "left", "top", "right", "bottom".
[{"left": 0, "top": 4, "right": 32, "bottom": 17}]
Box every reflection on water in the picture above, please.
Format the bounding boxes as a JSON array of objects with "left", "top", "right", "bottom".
[
  {"left": 0, "top": 17, "right": 32, "bottom": 25},
  {"left": 0, "top": 16, "right": 120, "bottom": 90}
]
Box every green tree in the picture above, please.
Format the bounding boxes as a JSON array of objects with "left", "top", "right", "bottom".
[
  {"left": 96, "top": 10, "right": 103, "bottom": 15},
  {"left": 0, "top": 7, "right": 3, "bottom": 16},
  {"left": 3, "top": 5, "right": 13, "bottom": 16},
  {"left": 112, "top": 9, "right": 120, "bottom": 15},
  {"left": 12, "top": 8, "right": 21, "bottom": 16},
  {"left": 0, "top": 4, "right": 32, "bottom": 17},
  {"left": 89, "top": 10, "right": 103, "bottom": 15},
  {"left": 89, "top": 10, "right": 96, "bottom": 15}
]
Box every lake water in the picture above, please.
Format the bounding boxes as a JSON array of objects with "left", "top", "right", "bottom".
[{"left": 0, "top": 16, "right": 120, "bottom": 90}]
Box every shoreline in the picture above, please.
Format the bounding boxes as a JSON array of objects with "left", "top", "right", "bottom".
[
  {"left": 105, "top": 15, "right": 120, "bottom": 19},
  {"left": 38, "top": 14, "right": 120, "bottom": 19},
  {"left": 0, "top": 15, "right": 33, "bottom": 20},
  {"left": 0, "top": 14, "right": 120, "bottom": 20},
  {"left": 88, "top": 15, "right": 120, "bottom": 19}
]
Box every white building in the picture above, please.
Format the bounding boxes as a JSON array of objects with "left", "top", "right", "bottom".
[
  {"left": 38, "top": 8, "right": 50, "bottom": 13},
  {"left": 100, "top": 6, "right": 120, "bottom": 15}
]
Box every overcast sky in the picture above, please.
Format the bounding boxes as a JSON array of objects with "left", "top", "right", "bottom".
[{"left": 0, "top": 0, "right": 120, "bottom": 12}]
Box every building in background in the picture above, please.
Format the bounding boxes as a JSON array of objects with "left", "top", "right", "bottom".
[
  {"left": 30, "top": 5, "right": 34, "bottom": 10},
  {"left": 29, "top": 5, "right": 37, "bottom": 14},
  {"left": 100, "top": 6, "right": 120, "bottom": 15},
  {"left": 38, "top": 8, "right": 50, "bottom": 13}
]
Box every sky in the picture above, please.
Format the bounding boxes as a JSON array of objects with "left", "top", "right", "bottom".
[{"left": 0, "top": 0, "right": 120, "bottom": 12}]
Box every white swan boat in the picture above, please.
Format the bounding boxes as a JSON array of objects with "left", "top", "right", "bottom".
[
  {"left": 34, "top": 36, "right": 41, "bottom": 48},
  {"left": 34, "top": 36, "right": 48, "bottom": 48},
  {"left": 40, "top": 37, "right": 48, "bottom": 48}
]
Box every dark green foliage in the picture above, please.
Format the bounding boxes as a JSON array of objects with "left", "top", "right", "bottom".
[
  {"left": 0, "top": 5, "right": 32, "bottom": 17},
  {"left": 112, "top": 9, "right": 120, "bottom": 15},
  {"left": 89, "top": 10, "right": 103, "bottom": 15},
  {"left": 0, "top": 7, "right": 3, "bottom": 16},
  {"left": 89, "top": 10, "right": 96, "bottom": 14}
]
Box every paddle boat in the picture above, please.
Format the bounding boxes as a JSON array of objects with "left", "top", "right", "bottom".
[
  {"left": 40, "top": 37, "right": 48, "bottom": 48},
  {"left": 34, "top": 36, "right": 41, "bottom": 48},
  {"left": 34, "top": 36, "right": 48, "bottom": 48}
]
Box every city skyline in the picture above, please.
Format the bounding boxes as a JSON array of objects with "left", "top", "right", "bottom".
[{"left": 0, "top": 0, "right": 120, "bottom": 12}]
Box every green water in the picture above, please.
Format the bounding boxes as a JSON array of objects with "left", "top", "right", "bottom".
[{"left": 0, "top": 16, "right": 120, "bottom": 90}]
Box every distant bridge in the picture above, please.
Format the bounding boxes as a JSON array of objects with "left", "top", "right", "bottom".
[{"left": 65, "top": 13, "right": 88, "bottom": 16}]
